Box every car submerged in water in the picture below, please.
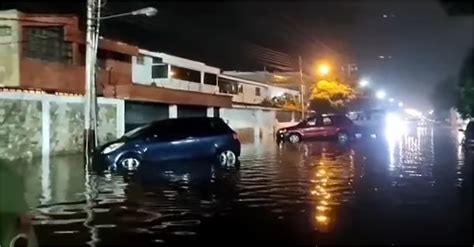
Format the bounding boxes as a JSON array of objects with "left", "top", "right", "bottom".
[
  {"left": 276, "top": 114, "right": 355, "bottom": 143},
  {"left": 94, "top": 117, "right": 241, "bottom": 170}
]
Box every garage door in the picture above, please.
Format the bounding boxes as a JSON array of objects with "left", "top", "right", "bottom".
[{"left": 177, "top": 105, "right": 207, "bottom": 118}]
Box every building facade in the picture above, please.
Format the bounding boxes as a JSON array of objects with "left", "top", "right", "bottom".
[{"left": 1, "top": 9, "right": 302, "bottom": 149}]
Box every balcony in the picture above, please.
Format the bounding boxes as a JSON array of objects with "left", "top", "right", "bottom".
[{"left": 135, "top": 78, "right": 218, "bottom": 95}]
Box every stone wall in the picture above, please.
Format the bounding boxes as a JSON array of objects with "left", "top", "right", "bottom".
[
  {"left": 0, "top": 92, "right": 124, "bottom": 160},
  {"left": 0, "top": 99, "right": 42, "bottom": 159}
]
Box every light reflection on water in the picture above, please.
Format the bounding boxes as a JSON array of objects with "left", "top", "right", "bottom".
[{"left": 3, "top": 124, "right": 471, "bottom": 245}]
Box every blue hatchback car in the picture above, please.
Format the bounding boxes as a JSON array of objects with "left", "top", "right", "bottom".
[{"left": 95, "top": 117, "right": 241, "bottom": 170}]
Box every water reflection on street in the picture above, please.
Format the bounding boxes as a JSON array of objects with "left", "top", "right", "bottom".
[{"left": 11, "top": 125, "right": 472, "bottom": 245}]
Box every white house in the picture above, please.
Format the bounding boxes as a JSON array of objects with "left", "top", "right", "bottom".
[{"left": 132, "top": 49, "right": 221, "bottom": 95}]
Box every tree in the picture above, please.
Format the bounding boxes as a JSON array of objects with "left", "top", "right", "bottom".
[
  {"left": 457, "top": 49, "right": 474, "bottom": 119},
  {"left": 309, "top": 79, "right": 356, "bottom": 113},
  {"left": 430, "top": 76, "right": 457, "bottom": 112}
]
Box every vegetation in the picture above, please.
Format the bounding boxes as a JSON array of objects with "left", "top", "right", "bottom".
[
  {"left": 261, "top": 94, "right": 300, "bottom": 111},
  {"left": 429, "top": 76, "right": 457, "bottom": 112},
  {"left": 457, "top": 49, "right": 474, "bottom": 119},
  {"left": 309, "top": 79, "right": 356, "bottom": 113}
]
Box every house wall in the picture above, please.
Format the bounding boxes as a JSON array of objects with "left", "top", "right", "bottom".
[
  {"left": 0, "top": 92, "right": 124, "bottom": 160},
  {"left": 0, "top": 10, "right": 21, "bottom": 87},
  {"left": 232, "top": 83, "right": 267, "bottom": 105}
]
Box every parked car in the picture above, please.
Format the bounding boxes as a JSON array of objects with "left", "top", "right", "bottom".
[
  {"left": 276, "top": 114, "right": 355, "bottom": 143},
  {"left": 461, "top": 120, "right": 474, "bottom": 152},
  {"left": 95, "top": 117, "right": 241, "bottom": 170}
]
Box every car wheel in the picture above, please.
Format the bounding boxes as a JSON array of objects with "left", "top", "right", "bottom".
[
  {"left": 217, "top": 150, "right": 237, "bottom": 168},
  {"left": 118, "top": 154, "right": 141, "bottom": 171},
  {"left": 337, "top": 131, "right": 349, "bottom": 143},
  {"left": 288, "top": 133, "right": 301, "bottom": 143}
]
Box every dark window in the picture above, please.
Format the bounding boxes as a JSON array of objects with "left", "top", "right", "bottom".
[
  {"left": 24, "top": 26, "right": 72, "bottom": 64},
  {"left": 152, "top": 57, "right": 163, "bottom": 64},
  {"left": 238, "top": 84, "right": 244, "bottom": 93},
  {"left": 171, "top": 65, "right": 201, "bottom": 83},
  {"left": 218, "top": 77, "right": 239, "bottom": 94},
  {"left": 255, "top": 87, "right": 261, "bottom": 96},
  {"left": 204, "top": 73, "right": 217, "bottom": 85},
  {"left": 0, "top": 25, "right": 12, "bottom": 36},
  {"left": 136, "top": 55, "right": 145, "bottom": 65},
  {"left": 152, "top": 64, "right": 168, "bottom": 79}
]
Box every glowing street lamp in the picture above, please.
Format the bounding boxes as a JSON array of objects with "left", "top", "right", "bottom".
[
  {"left": 359, "top": 80, "right": 369, "bottom": 87},
  {"left": 376, "top": 90, "right": 386, "bottom": 100},
  {"left": 398, "top": 101, "right": 404, "bottom": 107},
  {"left": 100, "top": 7, "right": 158, "bottom": 20},
  {"left": 317, "top": 64, "right": 331, "bottom": 76},
  {"left": 389, "top": 98, "right": 394, "bottom": 103}
]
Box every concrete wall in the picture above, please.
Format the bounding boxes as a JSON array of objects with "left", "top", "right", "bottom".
[
  {"left": 220, "top": 105, "right": 298, "bottom": 142},
  {"left": 232, "top": 83, "right": 267, "bottom": 105},
  {"left": 0, "top": 92, "right": 124, "bottom": 160},
  {"left": 0, "top": 10, "right": 21, "bottom": 87}
]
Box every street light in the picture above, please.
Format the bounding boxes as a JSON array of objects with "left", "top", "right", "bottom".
[
  {"left": 100, "top": 7, "right": 158, "bottom": 20},
  {"left": 398, "top": 101, "right": 404, "bottom": 107},
  {"left": 317, "top": 64, "right": 331, "bottom": 76},
  {"left": 389, "top": 98, "right": 394, "bottom": 103},
  {"left": 359, "top": 80, "right": 369, "bottom": 87},
  {"left": 376, "top": 90, "right": 386, "bottom": 100}
]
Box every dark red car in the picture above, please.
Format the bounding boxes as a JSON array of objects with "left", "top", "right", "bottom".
[{"left": 276, "top": 114, "right": 355, "bottom": 143}]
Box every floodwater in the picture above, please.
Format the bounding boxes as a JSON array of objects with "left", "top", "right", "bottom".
[{"left": 4, "top": 124, "right": 472, "bottom": 246}]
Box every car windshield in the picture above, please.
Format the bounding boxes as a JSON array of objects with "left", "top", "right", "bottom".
[{"left": 123, "top": 123, "right": 153, "bottom": 138}]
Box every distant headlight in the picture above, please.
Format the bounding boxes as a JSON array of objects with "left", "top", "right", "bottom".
[{"left": 103, "top": 142, "right": 125, "bottom": 154}]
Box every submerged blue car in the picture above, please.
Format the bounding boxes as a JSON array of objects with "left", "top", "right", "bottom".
[{"left": 95, "top": 117, "right": 241, "bottom": 170}]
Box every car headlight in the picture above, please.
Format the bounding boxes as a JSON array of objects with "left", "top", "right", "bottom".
[{"left": 103, "top": 142, "right": 125, "bottom": 154}]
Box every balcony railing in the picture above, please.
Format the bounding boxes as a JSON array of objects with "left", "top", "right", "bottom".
[{"left": 134, "top": 78, "right": 218, "bottom": 95}]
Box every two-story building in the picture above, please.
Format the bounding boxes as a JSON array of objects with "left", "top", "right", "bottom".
[{"left": 1, "top": 9, "right": 302, "bottom": 140}]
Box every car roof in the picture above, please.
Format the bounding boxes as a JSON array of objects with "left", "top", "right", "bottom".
[{"left": 151, "top": 117, "right": 222, "bottom": 124}]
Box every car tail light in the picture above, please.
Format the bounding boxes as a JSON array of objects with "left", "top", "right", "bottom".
[{"left": 233, "top": 133, "right": 239, "bottom": 141}]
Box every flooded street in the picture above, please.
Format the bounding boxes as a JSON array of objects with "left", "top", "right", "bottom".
[{"left": 12, "top": 124, "right": 472, "bottom": 245}]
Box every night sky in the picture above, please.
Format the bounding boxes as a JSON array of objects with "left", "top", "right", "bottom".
[{"left": 2, "top": 0, "right": 473, "bottom": 109}]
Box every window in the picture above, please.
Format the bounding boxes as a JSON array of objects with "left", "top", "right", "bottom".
[
  {"left": 307, "top": 118, "right": 317, "bottom": 126},
  {"left": 238, "top": 85, "right": 244, "bottom": 93},
  {"left": 136, "top": 55, "right": 145, "bottom": 65},
  {"left": 170, "top": 65, "right": 201, "bottom": 83},
  {"left": 0, "top": 25, "right": 12, "bottom": 36},
  {"left": 152, "top": 64, "right": 169, "bottom": 79},
  {"left": 204, "top": 73, "right": 217, "bottom": 85},
  {"left": 218, "top": 77, "right": 239, "bottom": 94},
  {"left": 255, "top": 87, "right": 261, "bottom": 96},
  {"left": 152, "top": 57, "right": 163, "bottom": 64},
  {"left": 323, "top": 117, "right": 332, "bottom": 126},
  {"left": 24, "top": 26, "right": 72, "bottom": 64}
]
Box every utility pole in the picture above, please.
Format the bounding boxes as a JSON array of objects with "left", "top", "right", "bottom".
[
  {"left": 299, "top": 55, "right": 305, "bottom": 119},
  {"left": 84, "top": 0, "right": 99, "bottom": 161}
]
